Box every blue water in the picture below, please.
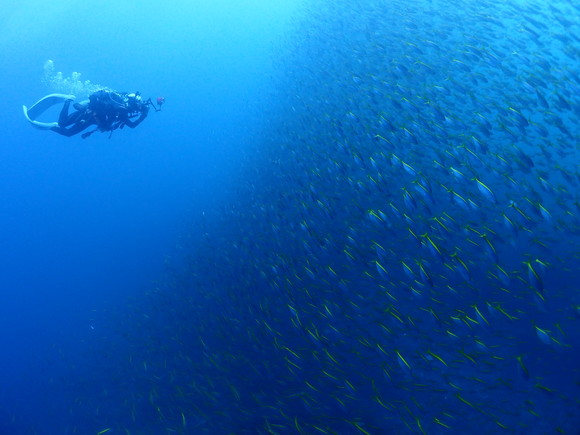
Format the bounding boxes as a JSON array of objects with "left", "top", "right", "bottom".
[{"left": 1, "top": 0, "right": 579, "bottom": 433}]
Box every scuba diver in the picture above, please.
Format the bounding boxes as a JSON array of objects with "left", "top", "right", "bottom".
[{"left": 23, "top": 90, "right": 165, "bottom": 138}]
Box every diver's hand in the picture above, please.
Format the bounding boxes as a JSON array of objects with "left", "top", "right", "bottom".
[{"left": 139, "top": 105, "right": 150, "bottom": 120}]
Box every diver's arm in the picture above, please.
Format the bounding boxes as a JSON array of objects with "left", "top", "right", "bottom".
[{"left": 123, "top": 105, "right": 149, "bottom": 128}]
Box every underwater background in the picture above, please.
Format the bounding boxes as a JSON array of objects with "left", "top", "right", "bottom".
[{"left": 1, "top": 0, "right": 579, "bottom": 433}]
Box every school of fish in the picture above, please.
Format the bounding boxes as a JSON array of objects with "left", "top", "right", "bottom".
[{"left": 57, "top": 0, "right": 580, "bottom": 433}]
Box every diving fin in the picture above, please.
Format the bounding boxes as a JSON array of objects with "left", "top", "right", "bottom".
[{"left": 23, "top": 94, "right": 76, "bottom": 130}]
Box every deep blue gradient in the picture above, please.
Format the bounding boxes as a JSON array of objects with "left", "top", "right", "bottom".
[{"left": 1, "top": 0, "right": 579, "bottom": 433}]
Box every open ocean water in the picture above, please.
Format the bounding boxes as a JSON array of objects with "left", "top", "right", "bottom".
[{"left": 1, "top": 0, "right": 579, "bottom": 433}]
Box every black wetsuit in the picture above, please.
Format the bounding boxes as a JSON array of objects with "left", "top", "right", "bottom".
[{"left": 51, "top": 90, "right": 149, "bottom": 137}]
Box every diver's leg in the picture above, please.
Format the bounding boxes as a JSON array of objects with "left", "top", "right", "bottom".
[
  {"left": 58, "top": 99, "right": 86, "bottom": 128},
  {"left": 57, "top": 99, "right": 72, "bottom": 125},
  {"left": 74, "top": 100, "right": 89, "bottom": 111},
  {"left": 50, "top": 126, "right": 79, "bottom": 137},
  {"left": 51, "top": 120, "right": 94, "bottom": 137}
]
